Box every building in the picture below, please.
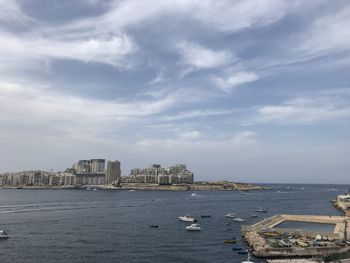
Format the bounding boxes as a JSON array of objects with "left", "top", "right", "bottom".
[
  {"left": 106, "top": 160, "right": 121, "bottom": 185},
  {"left": 90, "top": 159, "right": 105, "bottom": 173},
  {"left": 337, "top": 194, "right": 350, "bottom": 211},
  {"left": 122, "top": 164, "right": 194, "bottom": 185}
]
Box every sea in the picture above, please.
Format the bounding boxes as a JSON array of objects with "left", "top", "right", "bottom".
[{"left": 0, "top": 184, "right": 348, "bottom": 263}]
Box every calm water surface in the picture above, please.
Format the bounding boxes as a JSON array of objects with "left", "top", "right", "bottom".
[{"left": 0, "top": 184, "right": 347, "bottom": 263}]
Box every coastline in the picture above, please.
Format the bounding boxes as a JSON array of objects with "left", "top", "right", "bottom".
[{"left": 0, "top": 181, "right": 269, "bottom": 191}]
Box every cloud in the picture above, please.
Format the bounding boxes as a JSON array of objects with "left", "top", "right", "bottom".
[
  {"left": 0, "top": 80, "right": 177, "bottom": 137},
  {"left": 213, "top": 71, "right": 259, "bottom": 92},
  {"left": 163, "top": 109, "right": 232, "bottom": 121},
  {"left": 69, "top": 0, "right": 296, "bottom": 33},
  {"left": 252, "top": 94, "right": 350, "bottom": 125},
  {"left": 135, "top": 131, "right": 258, "bottom": 152},
  {"left": 298, "top": 5, "right": 350, "bottom": 56},
  {"left": 179, "top": 131, "right": 201, "bottom": 140},
  {"left": 0, "top": 32, "right": 135, "bottom": 68},
  {"left": 177, "top": 41, "right": 232, "bottom": 70}
]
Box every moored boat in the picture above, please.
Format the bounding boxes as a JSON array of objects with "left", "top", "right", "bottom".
[
  {"left": 225, "top": 213, "right": 236, "bottom": 218},
  {"left": 224, "top": 239, "right": 237, "bottom": 244},
  {"left": 233, "top": 217, "right": 245, "bottom": 222},
  {"left": 178, "top": 215, "right": 197, "bottom": 222},
  {"left": 185, "top": 224, "right": 201, "bottom": 231},
  {"left": 255, "top": 207, "right": 267, "bottom": 213},
  {"left": 0, "top": 230, "right": 9, "bottom": 239},
  {"left": 241, "top": 252, "right": 254, "bottom": 263}
]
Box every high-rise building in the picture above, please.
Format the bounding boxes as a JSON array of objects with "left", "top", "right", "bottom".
[
  {"left": 90, "top": 159, "right": 105, "bottom": 173},
  {"left": 106, "top": 160, "right": 121, "bottom": 185}
]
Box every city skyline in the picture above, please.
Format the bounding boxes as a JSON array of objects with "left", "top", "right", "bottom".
[{"left": 0, "top": 1, "right": 350, "bottom": 184}]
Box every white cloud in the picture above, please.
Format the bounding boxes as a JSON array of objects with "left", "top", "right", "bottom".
[
  {"left": 179, "top": 131, "right": 201, "bottom": 141},
  {"left": 299, "top": 5, "right": 350, "bottom": 56},
  {"left": 213, "top": 71, "right": 259, "bottom": 92},
  {"left": 164, "top": 109, "right": 231, "bottom": 121},
  {"left": 177, "top": 41, "right": 232, "bottom": 70},
  {"left": 253, "top": 95, "right": 350, "bottom": 125},
  {"left": 70, "top": 0, "right": 297, "bottom": 33},
  {"left": 0, "top": 80, "right": 177, "bottom": 137},
  {"left": 0, "top": 32, "right": 135, "bottom": 68},
  {"left": 135, "top": 131, "right": 258, "bottom": 152}
]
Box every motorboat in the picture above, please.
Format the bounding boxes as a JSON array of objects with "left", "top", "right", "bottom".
[
  {"left": 232, "top": 246, "right": 243, "bottom": 251},
  {"left": 191, "top": 193, "right": 200, "bottom": 197},
  {"left": 200, "top": 215, "right": 211, "bottom": 218},
  {"left": 251, "top": 214, "right": 258, "bottom": 218},
  {"left": 237, "top": 249, "right": 249, "bottom": 255},
  {"left": 255, "top": 207, "right": 267, "bottom": 213},
  {"left": 241, "top": 252, "right": 254, "bottom": 263},
  {"left": 0, "top": 230, "right": 9, "bottom": 239},
  {"left": 150, "top": 225, "right": 159, "bottom": 228},
  {"left": 225, "top": 213, "right": 236, "bottom": 218},
  {"left": 178, "top": 215, "right": 197, "bottom": 222},
  {"left": 224, "top": 239, "right": 237, "bottom": 244},
  {"left": 233, "top": 217, "right": 245, "bottom": 222},
  {"left": 185, "top": 224, "right": 201, "bottom": 231}
]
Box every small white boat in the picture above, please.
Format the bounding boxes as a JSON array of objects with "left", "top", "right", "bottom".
[
  {"left": 178, "top": 215, "right": 196, "bottom": 222},
  {"left": 225, "top": 213, "right": 236, "bottom": 218},
  {"left": 255, "top": 207, "right": 267, "bottom": 213},
  {"left": 234, "top": 217, "right": 245, "bottom": 222},
  {"left": 241, "top": 253, "right": 254, "bottom": 263},
  {"left": 185, "top": 224, "right": 201, "bottom": 231},
  {"left": 191, "top": 193, "right": 199, "bottom": 197},
  {"left": 0, "top": 230, "right": 9, "bottom": 239}
]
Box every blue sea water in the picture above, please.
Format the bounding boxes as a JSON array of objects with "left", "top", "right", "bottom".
[{"left": 0, "top": 184, "right": 347, "bottom": 263}]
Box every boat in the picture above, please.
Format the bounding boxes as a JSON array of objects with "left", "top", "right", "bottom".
[
  {"left": 129, "top": 189, "right": 136, "bottom": 192},
  {"left": 200, "top": 215, "right": 211, "bottom": 218},
  {"left": 0, "top": 230, "right": 9, "bottom": 239},
  {"left": 224, "top": 239, "right": 237, "bottom": 244},
  {"left": 233, "top": 217, "right": 245, "bottom": 222},
  {"left": 191, "top": 193, "right": 200, "bottom": 197},
  {"left": 178, "top": 215, "right": 197, "bottom": 222},
  {"left": 150, "top": 225, "right": 159, "bottom": 228},
  {"left": 296, "top": 240, "right": 309, "bottom": 247},
  {"left": 251, "top": 214, "right": 258, "bottom": 218},
  {"left": 185, "top": 224, "right": 201, "bottom": 231},
  {"left": 255, "top": 207, "right": 267, "bottom": 213},
  {"left": 232, "top": 246, "right": 243, "bottom": 251},
  {"left": 225, "top": 213, "right": 236, "bottom": 218},
  {"left": 241, "top": 252, "right": 254, "bottom": 263},
  {"left": 237, "top": 249, "right": 248, "bottom": 255}
]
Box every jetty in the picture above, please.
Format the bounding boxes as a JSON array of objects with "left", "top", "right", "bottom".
[{"left": 242, "top": 214, "right": 350, "bottom": 259}]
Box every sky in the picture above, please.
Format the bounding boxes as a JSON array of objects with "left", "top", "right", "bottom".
[{"left": 0, "top": 0, "right": 350, "bottom": 184}]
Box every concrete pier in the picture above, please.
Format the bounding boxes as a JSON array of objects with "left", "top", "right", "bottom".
[{"left": 242, "top": 214, "right": 350, "bottom": 259}]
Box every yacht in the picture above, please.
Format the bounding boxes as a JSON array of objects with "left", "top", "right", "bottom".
[
  {"left": 225, "top": 213, "right": 236, "bottom": 218},
  {"left": 0, "top": 230, "right": 9, "bottom": 239},
  {"left": 233, "top": 217, "right": 245, "bottom": 222},
  {"left": 185, "top": 224, "right": 201, "bottom": 231},
  {"left": 178, "top": 215, "right": 197, "bottom": 222},
  {"left": 255, "top": 207, "right": 267, "bottom": 213}
]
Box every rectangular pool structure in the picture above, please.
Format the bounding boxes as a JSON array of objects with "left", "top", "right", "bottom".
[{"left": 276, "top": 220, "right": 336, "bottom": 233}]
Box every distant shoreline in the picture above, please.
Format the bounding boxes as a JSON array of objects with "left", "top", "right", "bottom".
[{"left": 0, "top": 182, "right": 270, "bottom": 191}]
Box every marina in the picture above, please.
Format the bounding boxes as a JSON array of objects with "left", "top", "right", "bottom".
[{"left": 242, "top": 214, "right": 350, "bottom": 259}]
